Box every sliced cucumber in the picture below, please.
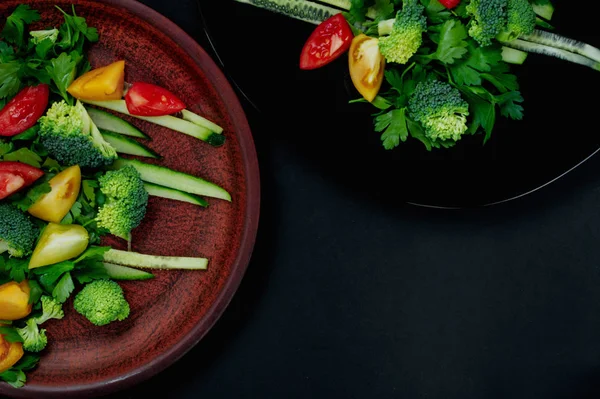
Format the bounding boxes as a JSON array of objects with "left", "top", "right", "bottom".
[
  {"left": 103, "top": 249, "right": 208, "bottom": 270},
  {"left": 100, "top": 130, "right": 161, "bottom": 159},
  {"left": 234, "top": 0, "right": 339, "bottom": 24},
  {"left": 102, "top": 262, "right": 155, "bottom": 280},
  {"left": 144, "top": 182, "right": 209, "bottom": 207},
  {"left": 532, "top": 3, "right": 554, "bottom": 21},
  {"left": 180, "top": 109, "right": 223, "bottom": 134},
  {"left": 501, "top": 46, "right": 528, "bottom": 65},
  {"left": 82, "top": 100, "right": 224, "bottom": 146},
  {"left": 110, "top": 158, "right": 231, "bottom": 201},
  {"left": 87, "top": 107, "right": 149, "bottom": 139}
]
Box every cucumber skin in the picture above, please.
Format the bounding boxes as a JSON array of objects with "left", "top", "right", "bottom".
[
  {"left": 104, "top": 249, "right": 209, "bottom": 270},
  {"left": 100, "top": 130, "right": 162, "bottom": 159},
  {"left": 501, "top": 46, "right": 528, "bottom": 65},
  {"left": 235, "top": 0, "right": 337, "bottom": 24},
  {"left": 144, "top": 182, "right": 209, "bottom": 207},
  {"left": 87, "top": 107, "right": 149, "bottom": 139},
  {"left": 82, "top": 100, "right": 216, "bottom": 143},
  {"left": 111, "top": 158, "right": 232, "bottom": 202},
  {"left": 103, "top": 262, "right": 155, "bottom": 280}
]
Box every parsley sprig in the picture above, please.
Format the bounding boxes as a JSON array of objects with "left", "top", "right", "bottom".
[{"left": 0, "top": 4, "right": 97, "bottom": 107}]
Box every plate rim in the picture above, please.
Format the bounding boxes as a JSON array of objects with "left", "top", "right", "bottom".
[{"left": 0, "top": 0, "right": 261, "bottom": 397}]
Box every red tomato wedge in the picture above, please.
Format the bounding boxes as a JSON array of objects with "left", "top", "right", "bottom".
[
  {"left": 124, "top": 82, "right": 186, "bottom": 116},
  {"left": 0, "top": 161, "right": 44, "bottom": 200},
  {"left": 0, "top": 84, "right": 49, "bottom": 137},
  {"left": 299, "top": 13, "right": 354, "bottom": 70},
  {"left": 438, "top": 0, "right": 461, "bottom": 9}
]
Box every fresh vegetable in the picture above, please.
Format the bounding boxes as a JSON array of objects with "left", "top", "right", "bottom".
[
  {"left": 15, "top": 318, "right": 46, "bottom": 353},
  {"left": 95, "top": 165, "right": 148, "bottom": 241},
  {"left": 377, "top": 0, "right": 427, "bottom": 65},
  {"left": 348, "top": 34, "right": 385, "bottom": 102},
  {"left": 27, "top": 165, "right": 81, "bottom": 223},
  {"left": 34, "top": 296, "right": 64, "bottom": 325},
  {"left": 180, "top": 109, "right": 223, "bottom": 135},
  {"left": 102, "top": 263, "right": 154, "bottom": 281},
  {"left": 29, "top": 29, "right": 58, "bottom": 45},
  {"left": 0, "top": 4, "right": 99, "bottom": 106},
  {"left": 73, "top": 279, "right": 129, "bottom": 326},
  {"left": 103, "top": 248, "right": 208, "bottom": 270},
  {"left": 408, "top": 79, "right": 470, "bottom": 143},
  {"left": 237, "top": 0, "right": 600, "bottom": 150},
  {"left": 0, "top": 161, "right": 44, "bottom": 200},
  {"left": 38, "top": 100, "right": 118, "bottom": 168},
  {"left": 299, "top": 13, "right": 353, "bottom": 70},
  {"left": 28, "top": 223, "right": 89, "bottom": 269},
  {"left": 0, "top": 4, "right": 226, "bottom": 387},
  {"left": 234, "top": 0, "right": 340, "bottom": 24},
  {"left": 0, "top": 85, "right": 49, "bottom": 137},
  {"left": 109, "top": 157, "right": 231, "bottom": 201},
  {"left": 86, "top": 107, "right": 149, "bottom": 139},
  {"left": 143, "top": 182, "right": 209, "bottom": 208},
  {"left": 0, "top": 333, "right": 24, "bottom": 373},
  {"left": 100, "top": 130, "right": 161, "bottom": 159},
  {"left": 124, "top": 82, "right": 186, "bottom": 116},
  {"left": 0, "top": 204, "right": 38, "bottom": 258},
  {"left": 496, "top": 0, "right": 536, "bottom": 42},
  {"left": 82, "top": 100, "right": 225, "bottom": 147},
  {"left": 66, "top": 60, "right": 125, "bottom": 101},
  {"left": 439, "top": 0, "right": 461, "bottom": 9},
  {"left": 0, "top": 281, "right": 32, "bottom": 321}
]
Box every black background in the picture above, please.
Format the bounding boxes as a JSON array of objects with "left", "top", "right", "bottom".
[{"left": 107, "top": 1, "right": 600, "bottom": 398}]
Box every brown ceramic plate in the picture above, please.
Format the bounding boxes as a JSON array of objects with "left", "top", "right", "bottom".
[{"left": 0, "top": 0, "right": 259, "bottom": 398}]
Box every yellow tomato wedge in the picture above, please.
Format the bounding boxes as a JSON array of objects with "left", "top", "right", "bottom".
[
  {"left": 348, "top": 34, "right": 386, "bottom": 103},
  {"left": 67, "top": 60, "right": 125, "bottom": 101},
  {"left": 0, "top": 280, "right": 32, "bottom": 320},
  {"left": 0, "top": 332, "right": 24, "bottom": 373},
  {"left": 29, "top": 223, "right": 89, "bottom": 269},
  {"left": 28, "top": 165, "right": 81, "bottom": 223}
]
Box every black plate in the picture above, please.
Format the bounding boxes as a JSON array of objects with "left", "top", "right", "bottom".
[{"left": 198, "top": 0, "right": 599, "bottom": 208}]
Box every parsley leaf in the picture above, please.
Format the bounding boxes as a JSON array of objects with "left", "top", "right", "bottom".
[
  {"left": 0, "top": 61, "right": 22, "bottom": 99},
  {"left": 0, "top": 4, "right": 40, "bottom": 49},
  {"left": 52, "top": 271, "right": 75, "bottom": 303},
  {"left": 374, "top": 108, "right": 409, "bottom": 150},
  {"left": 45, "top": 52, "right": 77, "bottom": 103},
  {"left": 3, "top": 147, "right": 43, "bottom": 168},
  {"left": 422, "top": 19, "right": 468, "bottom": 65}
]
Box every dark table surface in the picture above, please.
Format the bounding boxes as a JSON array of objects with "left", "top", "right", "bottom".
[{"left": 108, "top": 1, "right": 600, "bottom": 398}]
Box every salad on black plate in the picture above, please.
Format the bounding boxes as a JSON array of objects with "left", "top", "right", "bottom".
[{"left": 235, "top": 0, "right": 598, "bottom": 151}]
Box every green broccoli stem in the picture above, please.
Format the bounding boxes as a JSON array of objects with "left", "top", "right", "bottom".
[
  {"left": 518, "top": 29, "right": 600, "bottom": 64},
  {"left": 499, "top": 38, "right": 600, "bottom": 72}
]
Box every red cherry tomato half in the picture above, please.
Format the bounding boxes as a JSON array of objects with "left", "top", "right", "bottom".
[
  {"left": 124, "top": 82, "right": 186, "bottom": 116},
  {"left": 0, "top": 161, "right": 44, "bottom": 200},
  {"left": 438, "top": 0, "right": 461, "bottom": 9},
  {"left": 299, "top": 13, "right": 354, "bottom": 70},
  {"left": 0, "top": 84, "right": 49, "bottom": 137}
]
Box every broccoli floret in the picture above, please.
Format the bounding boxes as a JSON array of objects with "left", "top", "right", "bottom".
[
  {"left": 34, "top": 295, "right": 65, "bottom": 325},
  {"left": 38, "top": 100, "right": 118, "bottom": 169},
  {"left": 466, "top": 0, "right": 508, "bottom": 47},
  {"left": 16, "top": 318, "right": 47, "bottom": 352},
  {"left": 29, "top": 28, "right": 59, "bottom": 45},
  {"left": 0, "top": 204, "right": 38, "bottom": 258},
  {"left": 73, "top": 279, "right": 130, "bottom": 326},
  {"left": 377, "top": 0, "right": 427, "bottom": 64},
  {"left": 95, "top": 165, "right": 148, "bottom": 240},
  {"left": 496, "top": 0, "right": 536, "bottom": 42},
  {"left": 408, "top": 80, "right": 470, "bottom": 143}
]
